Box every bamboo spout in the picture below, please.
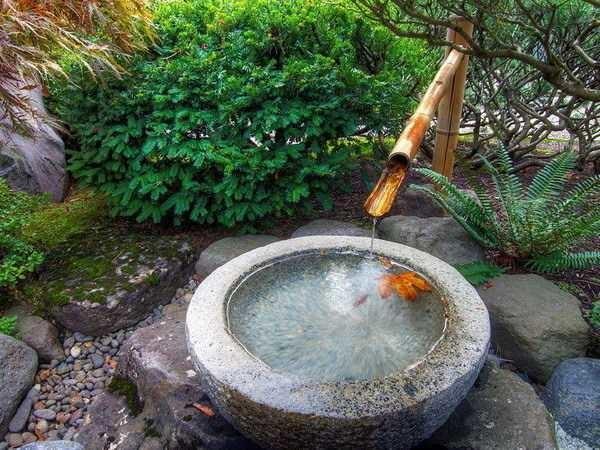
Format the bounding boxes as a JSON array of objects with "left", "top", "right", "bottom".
[{"left": 364, "top": 48, "right": 465, "bottom": 218}]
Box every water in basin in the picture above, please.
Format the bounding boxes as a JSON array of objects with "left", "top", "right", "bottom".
[{"left": 227, "top": 252, "right": 446, "bottom": 382}]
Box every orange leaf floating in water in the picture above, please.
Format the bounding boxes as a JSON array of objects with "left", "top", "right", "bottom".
[{"left": 378, "top": 272, "right": 431, "bottom": 302}]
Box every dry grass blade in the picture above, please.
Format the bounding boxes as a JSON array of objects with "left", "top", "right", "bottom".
[{"left": 0, "top": 0, "right": 154, "bottom": 133}]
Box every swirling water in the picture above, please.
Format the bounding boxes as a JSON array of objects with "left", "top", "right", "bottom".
[{"left": 227, "top": 252, "right": 446, "bottom": 382}]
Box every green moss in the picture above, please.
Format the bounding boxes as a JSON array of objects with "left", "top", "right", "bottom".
[
  {"left": 108, "top": 376, "right": 143, "bottom": 416},
  {"left": 23, "top": 226, "right": 192, "bottom": 308}
]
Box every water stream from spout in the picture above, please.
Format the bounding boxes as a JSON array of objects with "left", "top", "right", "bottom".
[{"left": 370, "top": 217, "right": 377, "bottom": 254}]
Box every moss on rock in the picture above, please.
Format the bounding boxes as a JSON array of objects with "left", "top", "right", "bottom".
[
  {"left": 25, "top": 226, "right": 193, "bottom": 310},
  {"left": 108, "top": 375, "right": 143, "bottom": 416}
]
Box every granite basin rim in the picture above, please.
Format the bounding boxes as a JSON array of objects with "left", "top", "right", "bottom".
[{"left": 186, "top": 236, "right": 490, "bottom": 420}]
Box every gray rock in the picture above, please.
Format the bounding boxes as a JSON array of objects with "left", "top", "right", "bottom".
[
  {"left": 72, "top": 333, "right": 91, "bottom": 343},
  {"left": 45, "top": 231, "right": 195, "bottom": 336},
  {"left": 0, "top": 82, "right": 67, "bottom": 201},
  {"left": 33, "top": 408, "right": 56, "bottom": 421},
  {"left": 89, "top": 353, "right": 104, "bottom": 369},
  {"left": 21, "top": 441, "right": 84, "bottom": 450},
  {"left": 0, "top": 335, "right": 38, "bottom": 437},
  {"left": 398, "top": 184, "right": 447, "bottom": 218},
  {"left": 116, "top": 301, "right": 256, "bottom": 449},
  {"left": 477, "top": 274, "right": 589, "bottom": 382},
  {"left": 55, "top": 363, "right": 70, "bottom": 375},
  {"left": 377, "top": 215, "right": 484, "bottom": 265},
  {"left": 546, "top": 358, "right": 600, "bottom": 448},
  {"left": 195, "top": 235, "right": 280, "bottom": 277},
  {"left": 291, "top": 219, "right": 372, "bottom": 238},
  {"left": 8, "top": 387, "right": 37, "bottom": 432},
  {"left": 14, "top": 316, "right": 64, "bottom": 363},
  {"left": 424, "top": 361, "right": 557, "bottom": 449}
]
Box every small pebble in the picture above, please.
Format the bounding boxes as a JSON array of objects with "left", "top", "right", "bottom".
[
  {"left": 21, "top": 432, "right": 36, "bottom": 444},
  {"left": 5, "top": 433, "right": 23, "bottom": 447},
  {"left": 34, "top": 419, "right": 49, "bottom": 435},
  {"left": 33, "top": 409, "right": 56, "bottom": 421}
]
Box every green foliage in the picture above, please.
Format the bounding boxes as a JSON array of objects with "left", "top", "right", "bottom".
[
  {"left": 414, "top": 149, "right": 600, "bottom": 272},
  {"left": 590, "top": 301, "right": 600, "bottom": 329},
  {"left": 455, "top": 261, "right": 505, "bottom": 286},
  {"left": 52, "top": 0, "right": 434, "bottom": 227},
  {"left": 0, "top": 315, "right": 17, "bottom": 336},
  {"left": 0, "top": 180, "right": 47, "bottom": 289}
]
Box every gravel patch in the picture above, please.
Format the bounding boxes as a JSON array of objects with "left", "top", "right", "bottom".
[{"left": 1, "top": 277, "right": 198, "bottom": 448}]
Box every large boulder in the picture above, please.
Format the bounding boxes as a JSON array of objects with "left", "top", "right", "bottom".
[
  {"left": 477, "top": 275, "right": 589, "bottom": 383},
  {"left": 195, "top": 235, "right": 280, "bottom": 278},
  {"left": 546, "top": 358, "right": 600, "bottom": 448},
  {"left": 396, "top": 184, "right": 446, "bottom": 218},
  {"left": 423, "top": 361, "right": 556, "bottom": 449},
  {"left": 101, "top": 298, "right": 256, "bottom": 449},
  {"left": 15, "top": 315, "right": 64, "bottom": 363},
  {"left": 0, "top": 335, "right": 38, "bottom": 437},
  {"left": 377, "top": 215, "right": 484, "bottom": 265},
  {"left": 291, "top": 219, "right": 372, "bottom": 238},
  {"left": 0, "top": 82, "right": 66, "bottom": 201},
  {"left": 26, "top": 228, "right": 194, "bottom": 336}
]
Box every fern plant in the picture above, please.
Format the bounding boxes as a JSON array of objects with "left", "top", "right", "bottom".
[{"left": 413, "top": 149, "right": 599, "bottom": 272}]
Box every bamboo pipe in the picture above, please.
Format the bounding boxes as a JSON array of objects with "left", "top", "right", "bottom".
[
  {"left": 364, "top": 49, "right": 465, "bottom": 217},
  {"left": 433, "top": 18, "right": 474, "bottom": 179},
  {"left": 387, "top": 48, "right": 464, "bottom": 168}
]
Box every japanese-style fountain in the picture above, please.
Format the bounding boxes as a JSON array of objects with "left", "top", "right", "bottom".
[{"left": 187, "top": 17, "right": 490, "bottom": 450}]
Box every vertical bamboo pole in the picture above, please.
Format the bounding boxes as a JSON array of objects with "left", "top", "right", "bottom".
[{"left": 432, "top": 17, "right": 474, "bottom": 179}]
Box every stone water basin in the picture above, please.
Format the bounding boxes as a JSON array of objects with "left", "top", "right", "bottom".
[{"left": 186, "top": 236, "right": 490, "bottom": 449}]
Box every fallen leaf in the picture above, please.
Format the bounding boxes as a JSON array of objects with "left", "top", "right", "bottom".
[
  {"left": 193, "top": 403, "right": 215, "bottom": 417},
  {"left": 378, "top": 272, "right": 431, "bottom": 302},
  {"left": 377, "top": 277, "right": 393, "bottom": 299}
]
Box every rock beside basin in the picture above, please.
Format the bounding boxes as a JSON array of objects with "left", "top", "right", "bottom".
[
  {"left": 397, "top": 184, "right": 446, "bottom": 218},
  {"left": 24, "top": 228, "right": 194, "bottom": 336},
  {"left": 377, "top": 215, "right": 484, "bottom": 265},
  {"left": 291, "top": 219, "right": 373, "bottom": 238},
  {"left": 195, "top": 235, "right": 280, "bottom": 278},
  {"left": 75, "top": 294, "right": 255, "bottom": 450},
  {"left": 0, "top": 335, "right": 38, "bottom": 437},
  {"left": 422, "top": 360, "right": 556, "bottom": 449},
  {"left": 546, "top": 358, "right": 600, "bottom": 449},
  {"left": 477, "top": 274, "right": 589, "bottom": 383}
]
